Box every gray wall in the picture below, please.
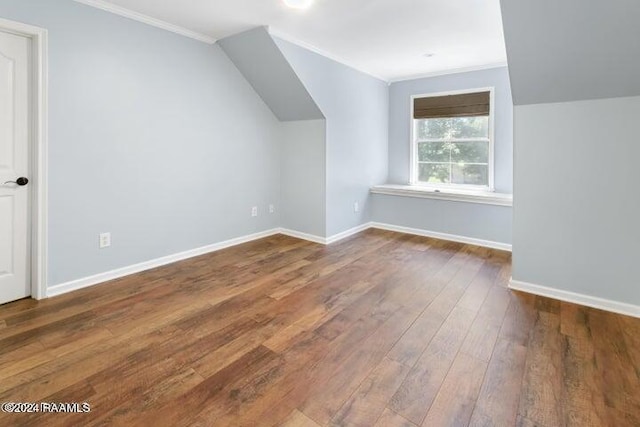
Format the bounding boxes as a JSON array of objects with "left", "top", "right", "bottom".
[
  {"left": 502, "top": 0, "right": 640, "bottom": 306},
  {"left": 513, "top": 96, "right": 640, "bottom": 305},
  {"left": 280, "top": 120, "right": 326, "bottom": 237},
  {"left": 218, "top": 27, "right": 324, "bottom": 122},
  {"left": 0, "top": 0, "right": 282, "bottom": 286},
  {"left": 375, "top": 67, "right": 513, "bottom": 245},
  {"left": 373, "top": 195, "right": 512, "bottom": 245},
  {"left": 217, "top": 29, "right": 329, "bottom": 237},
  {"left": 274, "top": 38, "right": 389, "bottom": 237},
  {"left": 500, "top": 0, "right": 640, "bottom": 105}
]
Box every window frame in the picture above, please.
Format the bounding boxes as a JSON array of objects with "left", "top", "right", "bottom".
[{"left": 409, "top": 87, "right": 496, "bottom": 192}]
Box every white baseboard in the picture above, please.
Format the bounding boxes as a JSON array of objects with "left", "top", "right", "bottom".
[
  {"left": 278, "top": 223, "right": 372, "bottom": 245},
  {"left": 278, "top": 228, "right": 326, "bottom": 245},
  {"left": 47, "top": 223, "right": 512, "bottom": 299},
  {"left": 369, "top": 222, "right": 512, "bottom": 252},
  {"left": 509, "top": 279, "right": 640, "bottom": 319},
  {"left": 47, "top": 228, "right": 280, "bottom": 298},
  {"left": 325, "top": 223, "right": 372, "bottom": 244},
  {"left": 279, "top": 222, "right": 511, "bottom": 251}
]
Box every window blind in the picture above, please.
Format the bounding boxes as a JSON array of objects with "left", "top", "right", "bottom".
[{"left": 413, "top": 91, "right": 490, "bottom": 119}]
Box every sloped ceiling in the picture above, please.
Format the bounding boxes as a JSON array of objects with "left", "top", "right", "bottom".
[
  {"left": 218, "top": 27, "right": 323, "bottom": 121},
  {"left": 501, "top": 0, "right": 640, "bottom": 105},
  {"left": 78, "top": 0, "right": 506, "bottom": 81}
]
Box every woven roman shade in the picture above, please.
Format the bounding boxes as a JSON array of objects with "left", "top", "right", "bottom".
[{"left": 413, "top": 91, "right": 490, "bottom": 119}]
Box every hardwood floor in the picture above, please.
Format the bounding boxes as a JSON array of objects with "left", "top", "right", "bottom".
[{"left": 0, "top": 229, "right": 638, "bottom": 426}]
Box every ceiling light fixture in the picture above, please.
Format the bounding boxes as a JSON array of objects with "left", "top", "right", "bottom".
[{"left": 283, "top": 0, "right": 314, "bottom": 10}]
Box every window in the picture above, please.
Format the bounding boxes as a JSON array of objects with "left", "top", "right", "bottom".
[{"left": 412, "top": 90, "right": 493, "bottom": 190}]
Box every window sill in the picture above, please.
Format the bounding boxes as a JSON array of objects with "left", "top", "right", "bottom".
[{"left": 370, "top": 184, "right": 513, "bottom": 207}]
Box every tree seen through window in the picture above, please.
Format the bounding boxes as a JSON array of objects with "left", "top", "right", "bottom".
[{"left": 416, "top": 116, "right": 490, "bottom": 187}]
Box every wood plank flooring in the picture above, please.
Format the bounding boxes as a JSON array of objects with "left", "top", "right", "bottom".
[{"left": 0, "top": 229, "right": 638, "bottom": 426}]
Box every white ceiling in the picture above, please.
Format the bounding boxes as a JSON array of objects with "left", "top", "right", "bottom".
[{"left": 82, "top": 0, "right": 508, "bottom": 81}]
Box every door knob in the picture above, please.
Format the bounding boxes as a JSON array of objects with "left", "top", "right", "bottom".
[{"left": 4, "top": 177, "right": 29, "bottom": 186}]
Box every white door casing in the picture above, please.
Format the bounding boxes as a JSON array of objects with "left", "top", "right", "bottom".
[{"left": 0, "top": 30, "right": 31, "bottom": 304}]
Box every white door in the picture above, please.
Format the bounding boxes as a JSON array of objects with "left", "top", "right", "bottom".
[{"left": 0, "top": 29, "right": 31, "bottom": 305}]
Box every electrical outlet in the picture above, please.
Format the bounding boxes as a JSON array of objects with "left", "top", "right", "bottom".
[
  {"left": 354, "top": 202, "right": 359, "bottom": 213},
  {"left": 251, "top": 206, "right": 258, "bottom": 217},
  {"left": 269, "top": 204, "right": 275, "bottom": 214},
  {"left": 99, "top": 232, "right": 111, "bottom": 249}
]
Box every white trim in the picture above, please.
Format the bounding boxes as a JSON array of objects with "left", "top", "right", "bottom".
[
  {"left": 370, "top": 185, "right": 512, "bottom": 207},
  {"left": 389, "top": 62, "right": 508, "bottom": 83},
  {"left": 72, "top": 0, "right": 216, "bottom": 44},
  {"left": 325, "top": 223, "right": 371, "bottom": 244},
  {"left": 268, "top": 28, "right": 387, "bottom": 82},
  {"left": 282, "top": 222, "right": 512, "bottom": 250},
  {"left": 369, "top": 222, "right": 512, "bottom": 252},
  {"left": 509, "top": 279, "right": 640, "bottom": 319},
  {"left": 47, "top": 225, "right": 370, "bottom": 298},
  {"left": 0, "top": 18, "right": 49, "bottom": 301},
  {"left": 46, "top": 223, "right": 513, "bottom": 298},
  {"left": 279, "top": 223, "right": 373, "bottom": 245},
  {"left": 69, "top": 3, "right": 505, "bottom": 81},
  {"left": 278, "top": 228, "right": 326, "bottom": 245},
  {"left": 409, "top": 86, "right": 496, "bottom": 191},
  {"left": 47, "top": 229, "right": 281, "bottom": 297}
]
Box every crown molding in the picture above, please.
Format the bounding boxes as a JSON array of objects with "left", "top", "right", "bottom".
[
  {"left": 73, "top": 0, "right": 216, "bottom": 44},
  {"left": 388, "top": 62, "right": 509, "bottom": 83},
  {"left": 71, "top": 2, "right": 505, "bottom": 81}
]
